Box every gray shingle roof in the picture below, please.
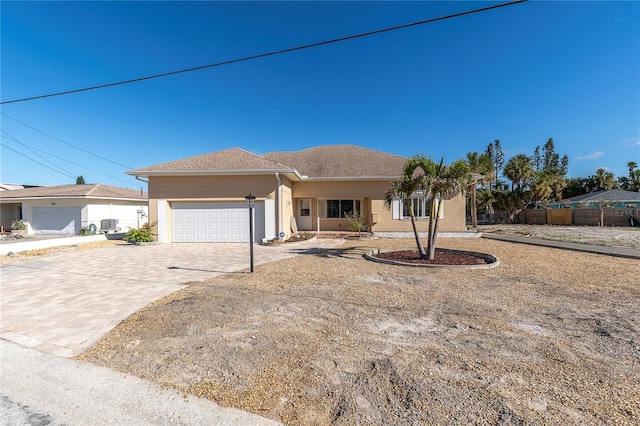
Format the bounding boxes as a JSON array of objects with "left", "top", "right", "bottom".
[
  {"left": 0, "top": 184, "right": 147, "bottom": 200},
  {"left": 127, "top": 148, "right": 293, "bottom": 175},
  {"left": 127, "top": 145, "right": 408, "bottom": 180},
  {"left": 263, "top": 145, "right": 407, "bottom": 179},
  {"left": 566, "top": 189, "right": 640, "bottom": 203}
]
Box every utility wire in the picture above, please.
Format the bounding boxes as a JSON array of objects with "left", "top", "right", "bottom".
[
  {"left": 1, "top": 143, "right": 76, "bottom": 180},
  {"left": 36, "top": 149, "right": 135, "bottom": 186},
  {"left": 1, "top": 130, "right": 76, "bottom": 177},
  {"left": 0, "top": 131, "right": 134, "bottom": 185},
  {"left": 0, "top": 0, "right": 528, "bottom": 105},
  {"left": 1, "top": 113, "right": 133, "bottom": 169}
]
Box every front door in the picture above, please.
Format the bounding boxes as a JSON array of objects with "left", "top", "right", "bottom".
[{"left": 296, "top": 199, "right": 312, "bottom": 230}]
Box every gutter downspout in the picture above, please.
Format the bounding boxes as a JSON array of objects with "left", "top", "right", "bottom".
[{"left": 275, "top": 172, "right": 282, "bottom": 239}]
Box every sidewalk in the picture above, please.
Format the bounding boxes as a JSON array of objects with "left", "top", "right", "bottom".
[
  {"left": 482, "top": 233, "right": 640, "bottom": 259},
  {"left": 1, "top": 340, "right": 282, "bottom": 425}
]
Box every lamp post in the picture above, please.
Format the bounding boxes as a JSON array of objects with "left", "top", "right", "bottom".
[{"left": 245, "top": 193, "right": 256, "bottom": 273}]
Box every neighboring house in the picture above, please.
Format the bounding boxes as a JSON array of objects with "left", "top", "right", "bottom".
[
  {"left": 0, "top": 184, "right": 148, "bottom": 235},
  {"left": 548, "top": 189, "right": 640, "bottom": 209},
  {"left": 0, "top": 183, "right": 40, "bottom": 191},
  {"left": 126, "top": 145, "right": 466, "bottom": 243}
]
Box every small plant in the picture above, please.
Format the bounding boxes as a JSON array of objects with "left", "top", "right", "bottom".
[
  {"left": 78, "top": 224, "right": 97, "bottom": 236},
  {"left": 124, "top": 222, "right": 156, "bottom": 244},
  {"left": 11, "top": 220, "right": 26, "bottom": 231},
  {"left": 344, "top": 212, "right": 366, "bottom": 237}
]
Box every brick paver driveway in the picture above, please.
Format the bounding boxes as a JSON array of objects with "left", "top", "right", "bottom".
[{"left": 1, "top": 240, "right": 342, "bottom": 357}]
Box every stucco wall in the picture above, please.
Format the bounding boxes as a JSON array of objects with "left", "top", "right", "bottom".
[
  {"left": 292, "top": 181, "right": 466, "bottom": 233},
  {"left": 87, "top": 200, "right": 148, "bottom": 231},
  {"left": 147, "top": 175, "right": 286, "bottom": 241},
  {"left": 146, "top": 176, "right": 466, "bottom": 238},
  {"left": 149, "top": 175, "right": 279, "bottom": 199}
]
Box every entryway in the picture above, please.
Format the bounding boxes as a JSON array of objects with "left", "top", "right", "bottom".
[{"left": 296, "top": 199, "right": 312, "bottom": 230}]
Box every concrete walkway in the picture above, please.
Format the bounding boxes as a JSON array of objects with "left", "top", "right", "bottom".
[
  {"left": 1, "top": 238, "right": 344, "bottom": 425},
  {"left": 482, "top": 233, "right": 640, "bottom": 259},
  {"left": 0, "top": 239, "right": 344, "bottom": 358}
]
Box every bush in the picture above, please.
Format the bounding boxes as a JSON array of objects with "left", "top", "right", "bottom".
[
  {"left": 344, "top": 212, "right": 366, "bottom": 235},
  {"left": 124, "top": 222, "right": 156, "bottom": 243},
  {"left": 11, "top": 220, "right": 26, "bottom": 230}
]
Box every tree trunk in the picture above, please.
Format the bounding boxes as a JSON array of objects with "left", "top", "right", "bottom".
[
  {"left": 470, "top": 185, "right": 478, "bottom": 228},
  {"left": 428, "top": 200, "right": 443, "bottom": 260},
  {"left": 409, "top": 201, "right": 426, "bottom": 258}
]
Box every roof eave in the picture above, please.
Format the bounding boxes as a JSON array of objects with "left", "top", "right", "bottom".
[
  {"left": 302, "top": 176, "right": 402, "bottom": 181},
  {"left": 0, "top": 195, "right": 146, "bottom": 202},
  {"left": 126, "top": 169, "right": 304, "bottom": 180}
]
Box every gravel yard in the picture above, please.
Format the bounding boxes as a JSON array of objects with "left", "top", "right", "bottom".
[
  {"left": 79, "top": 234, "right": 640, "bottom": 425},
  {"left": 478, "top": 224, "right": 640, "bottom": 249}
]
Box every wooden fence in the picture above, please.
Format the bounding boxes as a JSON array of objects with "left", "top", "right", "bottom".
[{"left": 518, "top": 208, "right": 640, "bottom": 227}]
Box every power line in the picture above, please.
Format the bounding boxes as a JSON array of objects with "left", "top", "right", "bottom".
[
  {"left": 0, "top": 142, "right": 76, "bottom": 180},
  {"left": 0, "top": 0, "right": 528, "bottom": 105},
  {"left": 1, "top": 130, "right": 75, "bottom": 177},
  {"left": 1, "top": 113, "right": 133, "bottom": 169},
  {"left": 0, "top": 131, "right": 134, "bottom": 185}
]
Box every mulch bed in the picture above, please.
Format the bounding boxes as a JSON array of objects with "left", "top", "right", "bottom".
[{"left": 375, "top": 249, "right": 488, "bottom": 265}]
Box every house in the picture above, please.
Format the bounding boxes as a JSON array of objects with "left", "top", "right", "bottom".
[
  {"left": 0, "top": 184, "right": 148, "bottom": 235},
  {"left": 0, "top": 183, "right": 40, "bottom": 191},
  {"left": 549, "top": 189, "right": 640, "bottom": 209},
  {"left": 126, "top": 145, "right": 466, "bottom": 243}
]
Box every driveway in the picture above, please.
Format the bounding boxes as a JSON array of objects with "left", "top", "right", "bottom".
[{"left": 0, "top": 239, "right": 342, "bottom": 357}]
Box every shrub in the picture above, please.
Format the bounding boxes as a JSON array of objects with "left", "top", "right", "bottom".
[
  {"left": 124, "top": 222, "right": 156, "bottom": 243},
  {"left": 344, "top": 212, "right": 366, "bottom": 236},
  {"left": 11, "top": 220, "right": 26, "bottom": 230}
]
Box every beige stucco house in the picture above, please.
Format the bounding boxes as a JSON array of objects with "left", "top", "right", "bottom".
[{"left": 126, "top": 145, "right": 466, "bottom": 243}]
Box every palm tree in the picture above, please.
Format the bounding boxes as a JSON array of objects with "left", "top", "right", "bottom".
[
  {"left": 384, "top": 156, "right": 429, "bottom": 258},
  {"left": 423, "top": 158, "right": 469, "bottom": 259},
  {"left": 531, "top": 168, "right": 566, "bottom": 205},
  {"left": 503, "top": 154, "right": 533, "bottom": 190},
  {"left": 465, "top": 152, "right": 494, "bottom": 228},
  {"left": 385, "top": 155, "right": 469, "bottom": 260},
  {"left": 590, "top": 168, "right": 616, "bottom": 191}
]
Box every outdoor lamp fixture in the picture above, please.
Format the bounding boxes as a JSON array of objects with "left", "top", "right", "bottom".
[{"left": 245, "top": 193, "right": 256, "bottom": 273}]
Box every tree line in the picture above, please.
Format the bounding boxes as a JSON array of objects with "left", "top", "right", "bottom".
[{"left": 466, "top": 138, "right": 639, "bottom": 225}]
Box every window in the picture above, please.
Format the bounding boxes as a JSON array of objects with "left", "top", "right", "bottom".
[
  {"left": 299, "top": 199, "right": 311, "bottom": 217},
  {"left": 400, "top": 198, "right": 433, "bottom": 219},
  {"left": 323, "top": 200, "right": 361, "bottom": 218}
]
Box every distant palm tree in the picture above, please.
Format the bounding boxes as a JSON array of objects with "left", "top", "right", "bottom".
[
  {"left": 590, "top": 168, "right": 616, "bottom": 191},
  {"left": 503, "top": 154, "right": 533, "bottom": 190},
  {"left": 465, "top": 152, "right": 494, "bottom": 228}
]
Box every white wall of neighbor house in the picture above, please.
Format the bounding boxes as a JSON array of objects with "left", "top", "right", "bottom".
[
  {"left": 17, "top": 199, "right": 148, "bottom": 235},
  {"left": 86, "top": 201, "right": 148, "bottom": 231}
]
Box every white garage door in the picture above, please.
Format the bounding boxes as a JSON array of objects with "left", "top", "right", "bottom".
[
  {"left": 172, "top": 202, "right": 264, "bottom": 242},
  {"left": 32, "top": 207, "right": 82, "bottom": 235}
]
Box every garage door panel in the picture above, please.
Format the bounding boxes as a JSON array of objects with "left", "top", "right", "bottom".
[
  {"left": 172, "top": 202, "right": 264, "bottom": 243},
  {"left": 32, "top": 207, "right": 82, "bottom": 235}
]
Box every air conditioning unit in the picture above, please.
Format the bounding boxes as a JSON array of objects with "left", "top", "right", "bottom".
[{"left": 101, "top": 219, "right": 118, "bottom": 231}]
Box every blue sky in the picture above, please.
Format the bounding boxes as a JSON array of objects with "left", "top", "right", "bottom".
[{"left": 1, "top": 1, "right": 639, "bottom": 189}]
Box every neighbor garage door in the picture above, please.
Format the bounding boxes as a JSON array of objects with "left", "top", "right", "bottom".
[
  {"left": 32, "top": 207, "right": 82, "bottom": 235},
  {"left": 172, "top": 202, "right": 264, "bottom": 242}
]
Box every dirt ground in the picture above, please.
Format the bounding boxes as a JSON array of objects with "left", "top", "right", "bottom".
[
  {"left": 478, "top": 224, "right": 640, "bottom": 249},
  {"left": 78, "top": 230, "right": 639, "bottom": 425}
]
